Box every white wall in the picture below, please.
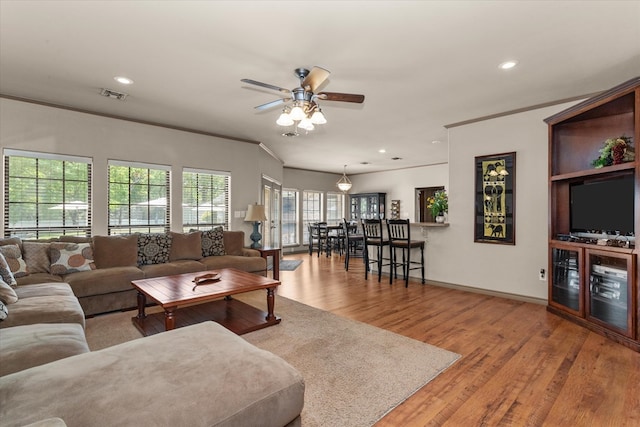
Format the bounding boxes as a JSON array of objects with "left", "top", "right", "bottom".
[{"left": 0, "top": 98, "right": 282, "bottom": 242}]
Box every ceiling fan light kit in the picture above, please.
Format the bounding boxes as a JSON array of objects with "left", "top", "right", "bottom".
[{"left": 241, "top": 66, "right": 364, "bottom": 135}]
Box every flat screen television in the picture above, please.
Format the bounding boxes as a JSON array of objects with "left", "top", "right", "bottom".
[{"left": 570, "top": 175, "right": 635, "bottom": 236}]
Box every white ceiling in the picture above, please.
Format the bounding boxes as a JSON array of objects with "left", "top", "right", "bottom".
[{"left": 1, "top": 1, "right": 639, "bottom": 174}]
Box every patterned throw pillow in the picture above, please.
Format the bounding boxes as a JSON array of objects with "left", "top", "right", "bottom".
[
  {"left": 0, "top": 279, "right": 18, "bottom": 304},
  {"left": 201, "top": 227, "right": 225, "bottom": 257},
  {"left": 0, "top": 252, "right": 17, "bottom": 287},
  {"left": 22, "top": 241, "right": 52, "bottom": 273},
  {"left": 0, "top": 244, "right": 28, "bottom": 278},
  {"left": 0, "top": 301, "right": 7, "bottom": 321},
  {"left": 137, "top": 233, "right": 173, "bottom": 265},
  {"left": 49, "top": 242, "right": 96, "bottom": 275}
]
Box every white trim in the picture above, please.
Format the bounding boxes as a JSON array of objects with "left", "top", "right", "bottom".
[
  {"left": 184, "top": 167, "right": 230, "bottom": 176},
  {"left": 4, "top": 149, "right": 91, "bottom": 163},
  {"left": 108, "top": 159, "right": 170, "bottom": 171}
]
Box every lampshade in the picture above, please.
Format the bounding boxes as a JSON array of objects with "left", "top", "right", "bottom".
[
  {"left": 244, "top": 204, "right": 267, "bottom": 222},
  {"left": 276, "top": 110, "right": 294, "bottom": 126},
  {"left": 310, "top": 109, "right": 327, "bottom": 125},
  {"left": 289, "top": 105, "right": 306, "bottom": 121},
  {"left": 298, "top": 117, "right": 314, "bottom": 131},
  {"left": 336, "top": 165, "right": 352, "bottom": 192}
]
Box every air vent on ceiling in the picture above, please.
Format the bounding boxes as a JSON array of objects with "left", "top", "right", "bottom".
[{"left": 99, "top": 88, "right": 128, "bottom": 100}]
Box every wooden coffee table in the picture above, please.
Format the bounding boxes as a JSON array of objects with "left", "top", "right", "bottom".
[{"left": 131, "top": 268, "right": 281, "bottom": 336}]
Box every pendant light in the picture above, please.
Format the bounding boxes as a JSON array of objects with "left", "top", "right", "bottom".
[{"left": 336, "top": 165, "right": 352, "bottom": 192}]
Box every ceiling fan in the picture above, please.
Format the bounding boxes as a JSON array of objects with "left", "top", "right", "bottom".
[{"left": 241, "top": 66, "right": 365, "bottom": 133}]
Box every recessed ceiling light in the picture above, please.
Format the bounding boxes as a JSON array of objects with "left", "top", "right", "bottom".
[
  {"left": 499, "top": 60, "right": 518, "bottom": 70},
  {"left": 431, "top": 140, "right": 441, "bottom": 144},
  {"left": 114, "top": 76, "right": 134, "bottom": 85},
  {"left": 378, "top": 149, "right": 386, "bottom": 153}
]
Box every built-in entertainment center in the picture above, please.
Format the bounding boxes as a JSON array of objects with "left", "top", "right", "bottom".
[{"left": 545, "top": 77, "right": 639, "bottom": 352}]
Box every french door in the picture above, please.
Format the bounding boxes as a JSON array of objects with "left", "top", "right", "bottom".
[{"left": 262, "top": 176, "right": 281, "bottom": 249}]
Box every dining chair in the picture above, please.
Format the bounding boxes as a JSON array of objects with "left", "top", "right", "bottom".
[
  {"left": 316, "top": 222, "right": 332, "bottom": 257},
  {"left": 361, "top": 218, "right": 390, "bottom": 282},
  {"left": 386, "top": 219, "right": 425, "bottom": 287},
  {"left": 342, "top": 219, "right": 364, "bottom": 271},
  {"left": 307, "top": 223, "right": 322, "bottom": 256}
]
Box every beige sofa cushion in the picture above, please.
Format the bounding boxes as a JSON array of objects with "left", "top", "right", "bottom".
[
  {"left": 140, "top": 260, "right": 206, "bottom": 278},
  {"left": 169, "top": 231, "right": 202, "bottom": 261},
  {"left": 63, "top": 266, "right": 144, "bottom": 298},
  {"left": 200, "top": 255, "right": 266, "bottom": 273},
  {"left": 92, "top": 235, "right": 138, "bottom": 268},
  {"left": 0, "top": 321, "right": 304, "bottom": 427},
  {"left": 223, "top": 230, "right": 245, "bottom": 255},
  {"left": 0, "top": 323, "right": 89, "bottom": 376},
  {"left": 0, "top": 283, "right": 85, "bottom": 329}
]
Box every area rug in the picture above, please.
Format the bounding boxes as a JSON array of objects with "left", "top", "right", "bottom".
[
  {"left": 266, "top": 258, "right": 303, "bottom": 271},
  {"left": 85, "top": 292, "right": 460, "bottom": 427}
]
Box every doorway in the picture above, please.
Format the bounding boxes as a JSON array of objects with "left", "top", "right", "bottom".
[
  {"left": 415, "top": 186, "right": 445, "bottom": 222},
  {"left": 262, "top": 176, "right": 282, "bottom": 249}
]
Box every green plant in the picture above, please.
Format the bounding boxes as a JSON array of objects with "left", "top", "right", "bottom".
[
  {"left": 591, "top": 136, "right": 634, "bottom": 168},
  {"left": 427, "top": 190, "right": 448, "bottom": 217}
]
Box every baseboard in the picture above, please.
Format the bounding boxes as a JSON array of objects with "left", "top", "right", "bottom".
[{"left": 425, "top": 279, "right": 547, "bottom": 305}]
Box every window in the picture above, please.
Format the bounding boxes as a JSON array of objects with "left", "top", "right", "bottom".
[
  {"left": 282, "top": 189, "right": 298, "bottom": 246},
  {"left": 182, "top": 168, "right": 230, "bottom": 231},
  {"left": 302, "top": 190, "right": 322, "bottom": 244},
  {"left": 4, "top": 150, "right": 91, "bottom": 238},
  {"left": 108, "top": 160, "right": 170, "bottom": 235},
  {"left": 326, "top": 192, "right": 345, "bottom": 226}
]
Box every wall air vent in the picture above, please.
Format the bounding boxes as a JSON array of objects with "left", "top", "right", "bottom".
[{"left": 99, "top": 88, "right": 128, "bottom": 100}]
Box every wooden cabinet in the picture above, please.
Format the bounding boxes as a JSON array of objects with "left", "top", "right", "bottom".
[
  {"left": 544, "top": 77, "right": 639, "bottom": 352},
  {"left": 349, "top": 193, "right": 386, "bottom": 220}
]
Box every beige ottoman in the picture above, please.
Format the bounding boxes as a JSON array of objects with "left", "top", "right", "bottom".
[{"left": 0, "top": 321, "right": 304, "bottom": 427}]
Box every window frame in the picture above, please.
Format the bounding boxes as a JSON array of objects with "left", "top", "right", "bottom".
[
  {"left": 281, "top": 188, "right": 299, "bottom": 246},
  {"left": 302, "top": 190, "right": 323, "bottom": 244},
  {"left": 182, "top": 168, "right": 231, "bottom": 232},
  {"left": 4, "top": 149, "right": 92, "bottom": 238},
  {"left": 107, "top": 160, "right": 171, "bottom": 235}
]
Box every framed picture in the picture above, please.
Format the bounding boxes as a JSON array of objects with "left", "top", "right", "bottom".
[{"left": 474, "top": 152, "right": 516, "bottom": 245}]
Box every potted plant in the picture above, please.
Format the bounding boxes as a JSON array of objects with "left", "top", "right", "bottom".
[{"left": 427, "top": 190, "right": 448, "bottom": 223}]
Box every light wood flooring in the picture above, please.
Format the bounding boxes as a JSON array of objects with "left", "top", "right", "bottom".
[{"left": 274, "top": 252, "right": 640, "bottom": 426}]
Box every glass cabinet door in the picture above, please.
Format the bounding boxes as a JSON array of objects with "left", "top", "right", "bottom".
[
  {"left": 550, "top": 245, "right": 583, "bottom": 316},
  {"left": 587, "top": 250, "right": 633, "bottom": 337}
]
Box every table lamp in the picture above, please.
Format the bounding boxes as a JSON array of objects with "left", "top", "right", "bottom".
[{"left": 244, "top": 203, "right": 267, "bottom": 248}]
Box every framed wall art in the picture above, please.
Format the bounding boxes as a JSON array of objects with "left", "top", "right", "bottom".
[{"left": 474, "top": 152, "right": 516, "bottom": 245}]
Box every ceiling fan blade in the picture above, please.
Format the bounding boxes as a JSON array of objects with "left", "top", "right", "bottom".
[
  {"left": 241, "top": 78, "right": 291, "bottom": 94},
  {"left": 255, "top": 98, "right": 289, "bottom": 110},
  {"left": 317, "top": 92, "right": 365, "bottom": 103},
  {"left": 301, "top": 66, "right": 330, "bottom": 92}
]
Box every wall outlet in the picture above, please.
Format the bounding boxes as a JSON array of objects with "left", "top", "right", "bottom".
[{"left": 539, "top": 268, "right": 546, "bottom": 281}]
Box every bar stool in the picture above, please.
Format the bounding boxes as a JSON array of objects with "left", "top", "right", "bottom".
[
  {"left": 386, "top": 219, "right": 425, "bottom": 287},
  {"left": 361, "top": 218, "right": 390, "bottom": 282},
  {"left": 343, "top": 219, "right": 364, "bottom": 271}
]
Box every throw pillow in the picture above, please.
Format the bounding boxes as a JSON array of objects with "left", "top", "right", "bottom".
[
  {"left": 49, "top": 242, "right": 95, "bottom": 275},
  {"left": 169, "top": 231, "right": 203, "bottom": 261},
  {"left": 0, "top": 244, "right": 28, "bottom": 278},
  {"left": 201, "top": 227, "right": 225, "bottom": 257},
  {"left": 0, "top": 279, "right": 18, "bottom": 304},
  {"left": 0, "top": 252, "right": 17, "bottom": 287},
  {"left": 0, "top": 301, "right": 7, "bottom": 321},
  {"left": 92, "top": 235, "right": 138, "bottom": 269},
  {"left": 137, "top": 233, "right": 173, "bottom": 265},
  {"left": 22, "top": 241, "right": 52, "bottom": 273}
]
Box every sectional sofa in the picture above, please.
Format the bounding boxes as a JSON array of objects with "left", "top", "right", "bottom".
[
  {"left": 0, "top": 229, "right": 267, "bottom": 316},
  {"left": 0, "top": 230, "right": 305, "bottom": 426}
]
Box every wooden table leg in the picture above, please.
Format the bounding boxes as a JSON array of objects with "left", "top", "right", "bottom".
[
  {"left": 136, "top": 291, "right": 147, "bottom": 320},
  {"left": 266, "top": 287, "right": 276, "bottom": 322},
  {"left": 164, "top": 307, "right": 176, "bottom": 330}
]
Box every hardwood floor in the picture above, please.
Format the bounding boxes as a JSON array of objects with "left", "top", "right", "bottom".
[{"left": 274, "top": 252, "right": 640, "bottom": 426}]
